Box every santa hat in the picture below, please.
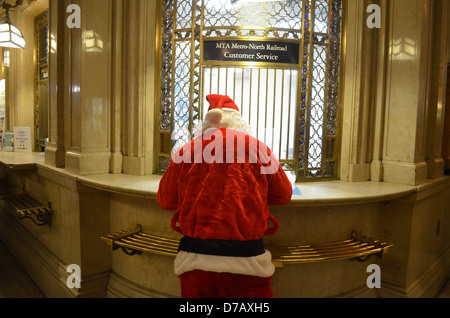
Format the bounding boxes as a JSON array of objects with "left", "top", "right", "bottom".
[{"left": 205, "top": 94, "right": 240, "bottom": 124}]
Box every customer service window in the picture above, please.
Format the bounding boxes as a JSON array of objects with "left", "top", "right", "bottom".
[{"left": 156, "top": 0, "right": 343, "bottom": 182}]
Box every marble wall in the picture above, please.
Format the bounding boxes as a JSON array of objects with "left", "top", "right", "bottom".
[{"left": 0, "top": 161, "right": 448, "bottom": 297}]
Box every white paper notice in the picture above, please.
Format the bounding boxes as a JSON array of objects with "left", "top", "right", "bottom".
[{"left": 13, "top": 127, "right": 32, "bottom": 153}]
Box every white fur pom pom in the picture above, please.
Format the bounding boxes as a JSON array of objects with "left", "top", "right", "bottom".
[{"left": 205, "top": 109, "right": 223, "bottom": 124}]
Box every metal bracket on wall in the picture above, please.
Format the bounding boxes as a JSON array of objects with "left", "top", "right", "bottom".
[
  {"left": 4, "top": 194, "right": 53, "bottom": 227},
  {"left": 100, "top": 225, "right": 393, "bottom": 267},
  {"left": 101, "top": 224, "right": 178, "bottom": 257}
]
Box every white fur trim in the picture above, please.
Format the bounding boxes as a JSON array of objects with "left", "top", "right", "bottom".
[
  {"left": 194, "top": 108, "right": 252, "bottom": 138},
  {"left": 221, "top": 107, "right": 241, "bottom": 115},
  {"left": 174, "top": 249, "right": 275, "bottom": 278},
  {"left": 205, "top": 109, "right": 223, "bottom": 124}
]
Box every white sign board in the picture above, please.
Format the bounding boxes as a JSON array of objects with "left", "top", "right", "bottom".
[{"left": 13, "top": 127, "right": 32, "bottom": 153}]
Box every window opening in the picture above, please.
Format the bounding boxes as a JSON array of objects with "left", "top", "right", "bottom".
[{"left": 157, "top": 0, "right": 343, "bottom": 181}]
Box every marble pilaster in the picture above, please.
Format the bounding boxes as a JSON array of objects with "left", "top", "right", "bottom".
[
  {"left": 45, "top": 0, "right": 66, "bottom": 168},
  {"left": 63, "top": 0, "right": 113, "bottom": 176},
  {"left": 424, "top": 0, "right": 448, "bottom": 179},
  {"left": 340, "top": 0, "right": 378, "bottom": 182},
  {"left": 381, "top": 0, "right": 432, "bottom": 185}
]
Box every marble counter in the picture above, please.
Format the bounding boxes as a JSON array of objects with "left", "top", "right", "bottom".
[
  {"left": 0, "top": 152, "right": 422, "bottom": 206},
  {"left": 77, "top": 172, "right": 419, "bottom": 206},
  {"left": 0, "top": 152, "right": 45, "bottom": 169}
]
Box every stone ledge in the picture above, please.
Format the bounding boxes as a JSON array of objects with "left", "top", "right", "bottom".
[
  {"left": 75, "top": 173, "right": 421, "bottom": 207},
  {"left": 73, "top": 175, "right": 450, "bottom": 206},
  {"left": 0, "top": 152, "right": 45, "bottom": 170},
  {"left": 2, "top": 152, "right": 450, "bottom": 207}
]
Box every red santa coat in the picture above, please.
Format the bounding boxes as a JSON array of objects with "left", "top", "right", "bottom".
[
  {"left": 157, "top": 127, "right": 292, "bottom": 241},
  {"left": 157, "top": 127, "right": 292, "bottom": 279}
]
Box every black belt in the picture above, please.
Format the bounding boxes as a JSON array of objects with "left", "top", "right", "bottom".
[{"left": 178, "top": 236, "right": 265, "bottom": 257}]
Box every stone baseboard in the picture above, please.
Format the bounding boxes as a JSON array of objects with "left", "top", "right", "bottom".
[
  {"left": 107, "top": 271, "right": 177, "bottom": 298},
  {"left": 379, "top": 249, "right": 450, "bottom": 298},
  {"left": 0, "top": 206, "right": 109, "bottom": 298}
]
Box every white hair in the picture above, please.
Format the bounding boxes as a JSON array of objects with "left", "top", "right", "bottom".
[{"left": 193, "top": 108, "right": 252, "bottom": 138}]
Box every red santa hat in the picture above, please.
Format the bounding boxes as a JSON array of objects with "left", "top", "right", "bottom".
[
  {"left": 206, "top": 94, "right": 240, "bottom": 112},
  {"left": 205, "top": 94, "right": 240, "bottom": 124}
]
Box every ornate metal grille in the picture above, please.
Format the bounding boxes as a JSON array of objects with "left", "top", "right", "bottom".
[{"left": 157, "top": 0, "right": 342, "bottom": 181}]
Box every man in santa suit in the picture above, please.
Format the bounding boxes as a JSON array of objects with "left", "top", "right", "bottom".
[{"left": 157, "top": 94, "right": 292, "bottom": 298}]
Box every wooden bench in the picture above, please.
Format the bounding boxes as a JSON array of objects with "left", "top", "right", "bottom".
[{"left": 101, "top": 224, "right": 393, "bottom": 267}]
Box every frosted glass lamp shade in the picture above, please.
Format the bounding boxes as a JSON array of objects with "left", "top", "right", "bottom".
[{"left": 0, "top": 23, "right": 25, "bottom": 49}]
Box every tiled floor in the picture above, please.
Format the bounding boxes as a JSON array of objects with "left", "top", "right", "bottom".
[{"left": 0, "top": 240, "right": 448, "bottom": 298}]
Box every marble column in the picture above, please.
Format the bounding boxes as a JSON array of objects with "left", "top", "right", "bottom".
[
  {"left": 110, "top": 0, "right": 124, "bottom": 174},
  {"left": 443, "top": 66, "right": 450, "bottom": 171},
  {"left": 340, "top": 0, "right": 378, "bottom": 182},
  {"left": 424, "top": 0, "right": 448, "bottom": 179},
  {"left": 120, "top": 0, "right": 146, "bottom": 176},
  {"left": 45, "top": 0, "right": 66, "bottom": 168},
  {"left": 369, "top": 0, "right": 389, "bottom": 182},
  {"left": 381, "top": 0, "right": 432, "bottom": 185},
  {"left": 341, "top": 0, "right": 448, "bottom": 185},
  {"left": 64, "top": 0, "right": 113, "bottom": 176},
  {"left": 121, "top": 0, "right": 156, "bottom": 176}
]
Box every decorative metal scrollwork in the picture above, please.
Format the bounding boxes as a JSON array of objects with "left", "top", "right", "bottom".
[
  {"left": 16, "top": 205, "right": 52, "bottom": 227},
  {"left": 5, "top": 194, "right": 53, "bottom": 227},
  {"left": 119, "top": 247, "right": 142, "bottom": 256},
  {"left": 157, "top": 0, "right": 343, "bottom": 181},
  {"left": 350, "top": 230, "right": 388, "bottom": 262}
]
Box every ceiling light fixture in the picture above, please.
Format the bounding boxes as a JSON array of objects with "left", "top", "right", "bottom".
[{"left": 0, "top": 0, "right": 25, "bottom": 49}]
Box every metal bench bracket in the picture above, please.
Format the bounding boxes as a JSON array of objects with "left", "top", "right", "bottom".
[{"left": 4, "top": 194, "right": 53, "bottom": 227}]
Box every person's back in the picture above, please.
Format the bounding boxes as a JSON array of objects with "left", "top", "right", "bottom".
[
  {"left": 159, "top": 126, "right": 291, "bottom": 241},
  {"left": 157, "top": 94, "right": 292, "bottom": 298}
]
